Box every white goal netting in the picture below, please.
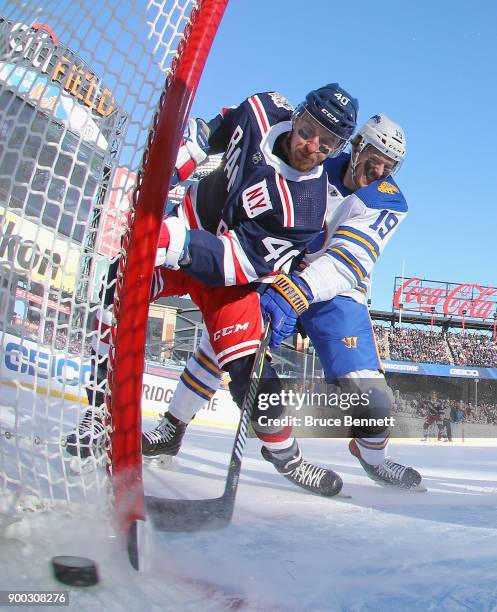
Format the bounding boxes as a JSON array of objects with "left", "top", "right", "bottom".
[{"left": 0, "top": 0, "right": 205, "bottom": 526}]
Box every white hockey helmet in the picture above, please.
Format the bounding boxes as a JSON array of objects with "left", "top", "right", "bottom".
[{"left": 356, "top": 113, "right": 406, "bottom": 172}]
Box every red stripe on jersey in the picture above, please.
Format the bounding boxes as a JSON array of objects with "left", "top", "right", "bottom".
[
  {"left": 183, "top": 191, "right": 199, "bottom": 229},
  {"left": 177, "top": 157, "right": 196, "bottom": 182},
  {"left": 278, "top": 174, "right": 294, "bottom": 227},
  {"left": 224, "top": 232, "right": 249, "bottom": 284},
  {"left": 249, "top": 95, "right": 269, "bottom": 134}
]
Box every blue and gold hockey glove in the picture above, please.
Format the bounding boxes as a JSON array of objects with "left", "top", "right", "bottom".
[{"left": 259, "top": 274, "right": 314, "bottom": 349}]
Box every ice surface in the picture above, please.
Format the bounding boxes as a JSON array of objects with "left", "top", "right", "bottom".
[{"left": 2, "top": 414, "right": 497, "bottom": 611}]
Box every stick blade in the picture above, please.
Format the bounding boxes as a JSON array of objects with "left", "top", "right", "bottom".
[{"left": 145, "top": 495, "right": 232, "bottom": 532}]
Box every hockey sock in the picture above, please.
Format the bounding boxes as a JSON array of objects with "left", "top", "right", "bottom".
[
  {"left": 225, "top": 354, "right": 295, "bottom": 446},
  {"left": 262, "top": 437, "right": 297, "bottom": 457},
  {"left": 168, "top": 345, "right": 222, "bottom": 423},
  {"left": 354, "top": 436, "right": 388, "bottom": 466}
]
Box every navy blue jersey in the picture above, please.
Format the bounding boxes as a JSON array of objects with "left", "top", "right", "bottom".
[
  {"left": 182, "top": 92, "right": 328, "bottom": 286},
  {"left": 425, "top": 401, "right": 444, "bottom": 418}
]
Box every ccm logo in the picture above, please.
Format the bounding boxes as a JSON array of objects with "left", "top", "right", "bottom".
[
  {"left": 321, "top": 108, "right": 339, "bottom": 123},
  {"left": 213, "top": 322, "right": 249, "bottom": 341},
  {"left": 449, "top": 368, "right": 479, "bottom": 377}
]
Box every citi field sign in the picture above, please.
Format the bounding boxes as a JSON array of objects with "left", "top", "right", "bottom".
[
  {"left": 393, "top": 277, "right": 497, "bottom": 320},
  {"left": 0, "top": 19, "right": 116, "bottom": 119}
]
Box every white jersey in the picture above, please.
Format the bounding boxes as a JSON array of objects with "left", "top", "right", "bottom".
[{"left": 298, "top": 174, "right": 408, "bottom": 304}]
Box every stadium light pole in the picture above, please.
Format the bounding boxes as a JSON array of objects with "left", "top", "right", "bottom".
[
  {"left": 398, "top": 258, "right": 406, "bottom": 328},
  {"left": 310, "top": 345, "right": 316, "bottom": 379},
  {"left": 474, "top": 378, "right": 479, "bottom": 415}
]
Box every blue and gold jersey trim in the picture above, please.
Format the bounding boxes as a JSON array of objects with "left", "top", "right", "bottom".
[
  {"left": 335, "top": 225, "right": 379, "bottom": 262},
  {"left": 327, "top": 246, "right": 368, "bottom": 282},
  {"left": 356, "top": 281, "right": 368, "bottom": 294}
]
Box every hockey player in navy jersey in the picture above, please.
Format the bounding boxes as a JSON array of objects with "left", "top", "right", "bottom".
[
  {"left": 67, "top": 83, "right": 358, "bottom": 496},
  {"left": 141, "top": 114, "right": 423, "bottom": 493},
  {"left": 421, "top": 390, "right": 445, "bottom": 441}
]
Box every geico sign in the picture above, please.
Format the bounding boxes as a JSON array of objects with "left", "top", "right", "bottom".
[
  {"left": 449, "top": 368, "right": 480, "bottom": 377},
  {"left": 4, "top": 341, "right": 91, "bottom": 386},
  {"left": 213, "top": 322, "right": 249, "bottom": 341}
]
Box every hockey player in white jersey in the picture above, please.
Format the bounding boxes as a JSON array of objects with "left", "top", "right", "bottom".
[{"left": 142, "top": 114, "right": 423, "bottom": 492}]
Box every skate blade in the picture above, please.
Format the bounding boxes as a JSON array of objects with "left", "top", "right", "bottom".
[
  {"left": 375, "top": 480, "right": 427, "bottom": 493},
  {"left": 411, "top": 483, "right": 428, "bottom": 492},
  {"left": 143, "top": 455, "right": 179, "bottom": 470}
]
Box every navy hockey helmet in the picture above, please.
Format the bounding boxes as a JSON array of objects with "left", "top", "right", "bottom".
[{"left": 295, "top": 83, "right": 358, "bottom": 154}]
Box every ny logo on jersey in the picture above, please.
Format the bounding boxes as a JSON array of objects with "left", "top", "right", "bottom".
[
  {"left": 242, "top": 179, "right": 273, "bottom": 218},
  {"left": 341, "top": 336, "right": 358, "bottom": 349}
]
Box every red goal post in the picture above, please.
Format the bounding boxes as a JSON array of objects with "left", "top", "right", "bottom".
[
  {"left": 109, "top": 0, "right": 228, "bottom": 534},
  {"left": 0, "top": 0, "right": 227, "bottom": 536}
]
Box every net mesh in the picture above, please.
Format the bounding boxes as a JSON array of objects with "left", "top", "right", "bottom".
[{"left": 0, "top": 0, "right": 199, "bottom": 521}]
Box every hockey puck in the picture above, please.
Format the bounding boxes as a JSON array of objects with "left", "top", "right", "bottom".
[{"left": 51, "top": 555, "right": 99, "bottom": 587}]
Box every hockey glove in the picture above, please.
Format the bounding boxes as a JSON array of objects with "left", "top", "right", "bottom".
[
  {"left": 259, "top": 274, "right": 313, "bottom": 349},
  {"left": 173, "top": 117, "right": 211, "bottom": 185},
  {"left": 155, "top": 216, "right": 190, "bottom": 269}
]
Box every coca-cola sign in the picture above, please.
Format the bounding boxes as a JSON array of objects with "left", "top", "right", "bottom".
[{"left": 393, "top": 277, "right": 497, "bottom": 319}]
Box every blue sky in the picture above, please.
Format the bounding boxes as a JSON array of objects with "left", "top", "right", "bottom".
[
  {"left": 188, "top": 0, "right": 496, "bottom": 311},
  {"left": 3, "top": 0, "right": 494, "bottom": 313}
]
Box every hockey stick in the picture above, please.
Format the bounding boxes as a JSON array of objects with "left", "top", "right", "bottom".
[{"left": 145, "top": 318, "right": 271, "bottom": 532}]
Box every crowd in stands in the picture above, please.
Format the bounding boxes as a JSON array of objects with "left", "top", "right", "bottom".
[
  {"left": 388, "top": 327, "right": 452, "bottom": 364},
  {"left": 8, "top": 312, "right": 497, "bottom": 368},
  {"left": 447, "top": 332, "right": 497, "bottom": 368},
  {"left": 43, "top": 324, "right": 90, "bottom": 356},
  {"left": 372, "top": 324, "right": 497, "bottom": 368},
  {"left": 8, "top": 317, "right": 91, "bottom": 356},
  {"left": 392, "top": 390, "right": 497, "bottom": 426}
]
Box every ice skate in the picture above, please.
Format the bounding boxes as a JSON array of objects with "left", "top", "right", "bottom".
[
  {"left": 65, "top": 356, "right": 107, "bottom": 460},
  {"left": 65, "top": 409, "right": 105, "bottom": 460},
  {"left": 142, "top": 412, "right": 188, "bottom": 457},
  {"left": 261, "top": 441, "right": 343, "bottom": 497},
  {"left": 349, "top": 439, "right": 425, "bottom": 491}
]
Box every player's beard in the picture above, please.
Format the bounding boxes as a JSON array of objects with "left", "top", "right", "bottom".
[{"left": 291, "top": 147, "right": 322, "bottom": 172}]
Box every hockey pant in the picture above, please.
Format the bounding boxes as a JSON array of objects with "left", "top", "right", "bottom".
[
  {"left": 91, "top": 259, "right": 294, "bottom": 449},
  {"left": 168, "top": 329, "right": 393, "bottom": 465}
]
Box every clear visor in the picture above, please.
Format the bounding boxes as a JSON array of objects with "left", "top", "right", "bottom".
[
  {"left": 360, "top": 143, "right": 402, "bottom": 178},
  {"left": 293, "top": 109, "right": 347, "bottom": 157}
]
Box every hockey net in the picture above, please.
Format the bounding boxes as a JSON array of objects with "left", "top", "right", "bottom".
[{"left": 0, "top": 0, "right": 226, "bottom": 532}]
